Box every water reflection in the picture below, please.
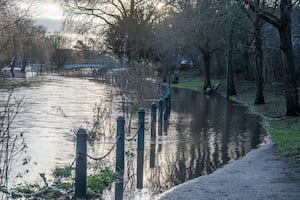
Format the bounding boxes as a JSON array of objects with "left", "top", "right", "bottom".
[
  {"left": 133, "top": 88, "right": 265, "bottom": 199},
  {"left": 0, "top": 76, "right": 119, "bottom": 187},
  {"left": 0, "top": 77, "right": 265, "bottom": 199}
]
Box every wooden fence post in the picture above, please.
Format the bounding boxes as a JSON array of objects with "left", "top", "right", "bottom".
[
  {"left": 137, "top": 108, "right": 145, "bottom": 189},
  {"left": 115, "top": 116, "right": 125, "bottom": 200},
  {"left": 75, "top": 128, "right": 87, "bottom": 199}
]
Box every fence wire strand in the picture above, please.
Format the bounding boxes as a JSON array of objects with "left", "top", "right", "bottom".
[
  {"left": 1, "top": 85, "right": 171, "bottom": 199},
  {"left": 144, "top": 123, "right": 151, "bottom": 133},
  {"left": 126, "top": 124, "right": 141, "bottom": 141},
  {"left": 87, "top": 135, "right": 120, "bottom": 161}
]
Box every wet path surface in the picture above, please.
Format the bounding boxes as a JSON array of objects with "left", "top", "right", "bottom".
[{"left": 158, "top": 137, "right": 300, "bottom": 200}]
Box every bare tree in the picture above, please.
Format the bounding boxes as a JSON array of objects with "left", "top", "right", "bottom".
[
  {"left": 190, "top": 1, "right": 227, "bottom": 91},
  {"left": 253, "top": 0, "right": 265, "bottom": 104},
  {"left": 17, "top": 19, "right": 50, "bottom": 72},
  {"left": 0, "top": 91, "right": 27, "bottom": 196},
  {"left": 0, "top": 2, "right": 50, "bottom": 76},
  {"left": 61, "top": 0, "right": 166, "bottom": 62},
  {"left": 48, "top": 32, "right": 71, "bottom": 72},
  {"left": 152, "top": 15, "right": 179, "bottom": 82},
  {"left": 169, "top": 0, "right": 237, "bottom": 92},
  {"left": 245, "top": 0, "right": 300, "bottom": 115}
]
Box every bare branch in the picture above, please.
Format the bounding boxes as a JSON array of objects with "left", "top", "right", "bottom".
[{"left": 244, "top": 0, "right": 281, "bottom": 28}]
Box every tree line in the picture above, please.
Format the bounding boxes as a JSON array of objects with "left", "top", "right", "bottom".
[
  {"left": 0, "top": 1, "right": 92, "bottom": 74},
  {"left": 61, "top": 0, "right": 300, "bottom": 115},
  {"left": 0, "top": 1, "right": 47, "bottom": 73},
  {"left": 1, "top": 0, "right": 299, "bottom": 115}
]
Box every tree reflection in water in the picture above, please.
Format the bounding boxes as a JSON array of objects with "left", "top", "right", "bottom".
[{"left": 135, "top": 88, "right": 265, "bottom": 198}]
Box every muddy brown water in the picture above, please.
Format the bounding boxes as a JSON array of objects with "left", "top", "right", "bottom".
[{"left": 0, "top": 76, "right": 265, "bottom": 199}]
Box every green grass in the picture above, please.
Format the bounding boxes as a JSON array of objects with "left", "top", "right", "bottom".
[
  {"left": 170, "top": 77, "right": 224, "bottom": 91},
  {"left": 263, "top": 118, "right": 300, "bottom": 162},
  {"left": 171, "top": 81, "right": 204, "bottom": 90}
]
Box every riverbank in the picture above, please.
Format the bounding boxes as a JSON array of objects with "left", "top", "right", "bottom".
[{"left": 157, "top": 72, "right": 300, "bottom": 199}]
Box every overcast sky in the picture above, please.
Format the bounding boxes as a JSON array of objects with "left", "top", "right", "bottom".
[{"left": 30, "top": 0, "right": 64, "bottom": 32}]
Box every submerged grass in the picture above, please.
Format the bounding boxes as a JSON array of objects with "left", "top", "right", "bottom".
[
  {"left": 171, "top": 81, "right": 204, "bottom": 90},
  {"left": 170, "top": 72, "right": 224, "bottom": 91},
  {"left": 171, "top": 71, "right": 300, "bottom": 164}
]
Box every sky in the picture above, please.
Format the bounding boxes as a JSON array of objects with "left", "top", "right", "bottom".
[
  {"left": 26, "top": 0, "right": 64, "bottom": 32},
  {"left": 25, "top": 1, "right": 165, "bottom": 33}
]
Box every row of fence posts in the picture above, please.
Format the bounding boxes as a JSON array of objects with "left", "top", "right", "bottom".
[{"left": 74, "top": 87, "right": 171, "bottom": 199}]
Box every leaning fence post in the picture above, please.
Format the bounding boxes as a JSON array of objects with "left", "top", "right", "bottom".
[
  {"left": 75, "top": 128, "right": 87, "bottom": 199},
  {"left": 158, "top": 99, "right": 163, "bottom": 136},
  {"left": 115, "top": 116, "right": 125, "bottom": 200},
  {"left": 137, "top": 108, "right": 145, "bottom": 189},
  {"left": 151, "top": 102, "right": 157, "bottom": 140}
]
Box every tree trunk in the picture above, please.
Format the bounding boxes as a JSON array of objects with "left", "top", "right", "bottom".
[
  {"left": 216, "top": 52, "right": 225, "bottom": 78},
  {"left": 162, "top": 61, "right": 168, "bottom": 82},
  {"left": 254, "top": 6, "right": 265, "bottom": 104},
  {"left": 279, "top": 1, "right": 300, "bottom": 115},
  {"left": 227, "top": 27, "right": 236, "bottom": 96},
  {"left": 242, "top": 50, "right": 250, "bottom": 80},
  {"left": 203, "top": 52, "right": 212, "bottom": 90},
  {"left": 249, "top": 0, "right": 300, "bottom": 115},
  {"left": 279, "top": 28, "right": 300, "bottom": 115},
  {"left": 21, "top": 58, "right": 26, "bottom": 73},
  {"left": 10, "top": 59, "right": 15, "bottom": 78}
]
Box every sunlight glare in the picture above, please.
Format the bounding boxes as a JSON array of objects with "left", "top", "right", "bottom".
[{"left": 156, "top": 2, "right": 165, "bottom": 10}]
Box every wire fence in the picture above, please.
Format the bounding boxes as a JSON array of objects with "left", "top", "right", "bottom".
[
  {"left": 73, "top": 84, "right": 171, "bottom": 199},
  {"left": 126, "top": 124, "right": 141, "bottom": 141},
  {"left": 1, "top": 84, "right": 171, "bottom": 199},
  {"left": 87, "top": 135, "right": 120, "bottom": 161}
]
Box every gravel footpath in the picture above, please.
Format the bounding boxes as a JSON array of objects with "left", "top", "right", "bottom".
[{"left": 157, "top": 136, "right": 300, "bottom": 200}]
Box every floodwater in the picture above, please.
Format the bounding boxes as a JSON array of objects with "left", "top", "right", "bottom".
[
  {"left": 119, "top": 88, "right": 265, "bottom": 200},
  {"left": 0, "top": 75, "right": 120, "bottom": 186},
  {"left": 0, "top": 76, "right": 265, "bottom": 199}
]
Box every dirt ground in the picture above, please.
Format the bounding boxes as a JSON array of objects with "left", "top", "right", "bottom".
[{"left": 157, "top": 136, "right": 300, "bottom": 200}]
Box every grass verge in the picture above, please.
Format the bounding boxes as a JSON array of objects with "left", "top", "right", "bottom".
[{"left": 263, "top": 118, "right": 300, "bottom": 163}]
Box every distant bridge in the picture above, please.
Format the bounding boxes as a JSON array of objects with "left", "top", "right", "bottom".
[
  {"left": 64, "top": 54, "right": 121, "bottom": 70},
  {"left": 64, "top": 64, "right": 108, "bottom": 70}
]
